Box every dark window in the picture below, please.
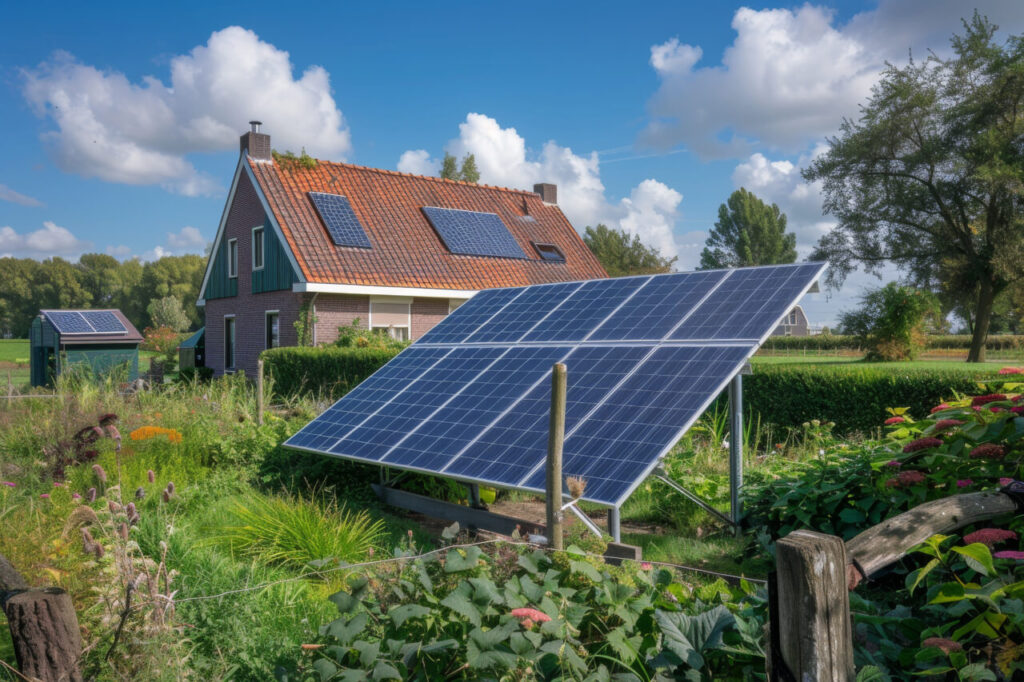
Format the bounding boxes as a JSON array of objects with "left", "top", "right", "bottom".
[
  {"left": 253, "top": 227, "right": 265, "bottom": 270},
  {"left": 266, "top": 312, "right": 279, "bottom": 349},
  {"left": 532, "top": 242, "right": 565, "bottom": 262},
  {"left": 225, "top": 317, "right": 236, "bottom": 369}
]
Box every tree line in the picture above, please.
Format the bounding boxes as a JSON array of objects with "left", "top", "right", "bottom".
[{"left": 0, "top": 253, "right": 205, "bottom": 338}]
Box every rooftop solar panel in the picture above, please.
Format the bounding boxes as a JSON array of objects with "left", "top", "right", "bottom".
[
  {"left": 308, "top": 192, "right": 372, "bottom": 248},
  {"left": 285, "top": 262, "right": 826, "bottom": 507},
  {"left": 46, "top": 311, "right": 96, "bottom": 334},
  {"left": 81, "top": 311, "right": 126, "bottom": 334},
  {"left": 422, "top": 207, "right": 527, "bottom": 259}
]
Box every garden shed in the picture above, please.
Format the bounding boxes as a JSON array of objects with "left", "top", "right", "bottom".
[
  {"left": 30, "top": 309, "right": 143, "bottom": 387},
  {"left": 177, "top": 327, "right": 205, "bottom": 369}
]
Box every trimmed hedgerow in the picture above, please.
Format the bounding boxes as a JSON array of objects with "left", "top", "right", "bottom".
[
  {"left": 761, "top": 334, "right": 1024, "bottom": 352},
  {"left": 741, "top": 365, "right": 998, "bottom": 435},
  {"left": 262, "top": 346, "right": 402, "bottom": 399}
]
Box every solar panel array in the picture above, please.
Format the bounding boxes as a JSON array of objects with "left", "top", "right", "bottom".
[
  {"left": 45, "top": 310, "right": 127, "bottom": 335},
  {"left": 422, "top": 207, "right": 527, "bottom": 259},
  {"left": 286, "top": 263, "right": 826, "bottom": 506},
  {"left": 308, "top": 192, "right": 373, "bottom": 249}
]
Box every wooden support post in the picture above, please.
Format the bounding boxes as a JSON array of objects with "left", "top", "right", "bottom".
[
  {"left": 1, "top": 552, "right": 83, "bottom": 682},
  {"left": 7, "top": 369, "right": 12, "bottom": 396},
  {"left": 256, "top": 358, "right": 265, "bottom": 426},
  {"left": 774, "top": 530, "right": 854, "bottom": 681},
  {"left": 546, "top": 363, "right": 566, "bottom": 551}
]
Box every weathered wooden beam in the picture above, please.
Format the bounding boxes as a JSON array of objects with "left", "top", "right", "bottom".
[
  {"left": 0, "top": 552, "right": 29, "bottom": 593},
  {"left": 775, "top": 530, "right": 854, "bottom": 682},
  {"left": 546, "top": 363, "right": 566, "bottom": 551},
  {"left": 846, "top": 490, "right": 1017, "bottom": 584}
]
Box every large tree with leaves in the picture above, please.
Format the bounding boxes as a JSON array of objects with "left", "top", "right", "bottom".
[
  {"left": 582, "top": 224, "right": 677, "bottom": 277},
  {"left": 699, "top": 188, "right": 797, "bottom": 269},
  {"left": 439, "top": 153, "right": 481, "bottom": 183},
  {"left": 806, "top": 15, "right": 1024, "bottom": 362}
]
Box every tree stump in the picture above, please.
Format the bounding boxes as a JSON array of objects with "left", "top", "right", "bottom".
[{"left": 4, "top": 588, "right": 83, "bottom": 682}]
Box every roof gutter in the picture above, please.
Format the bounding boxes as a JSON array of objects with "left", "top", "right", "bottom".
[{"left": 293, "top": 282, "right": 478, "bottom": 299}]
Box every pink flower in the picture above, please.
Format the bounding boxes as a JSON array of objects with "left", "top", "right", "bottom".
[
  {"left": 963, "top": 528, "right": 1018, "bottom": 547},
  {"left": 930, "top": 403, "right": 952, "bottom": 414},
  {"left": 53, "top": 481, "right": 63, "bottom": 487},
  {"left": 1, "top": 482, "right": 14, "bottom": 487},
  {"left": 1011, "top": 406, "right": 1024, "bottom": 415},
  {"left": 956, "top": 479, "right": 973, "bottom": 488},
  {"left": 903, "top": 437, "right": 943, "bottom": 453},
  {"left": 884, "top": 416, "right": 905, "bottom": 425},
  {"left": 973, "top": 394, "right": 1007, "bottom": 407},
  {"left": 641, "top": 562, "right": 653, "bottom": 570},
  {"left": 991, "top": 406, "right": 1005, "bottom": 413},
  {"left": 510, "top": 607, "right": 551, "bottom": 624},
  {"left": 884, "top": 460, "right": 902, "bottom": 468},
  {"left": 72, "top": 492, "right": 81, "bottom": 499},
  {"left": 994, "top": 551, "right": 1024, "bottom": 560},
  {"left": 147, "top": 470, "right": 155, "bottom": 483},
  {"left": 886, "top": 470, "right": 926, "bottom": 488},
  {"left": 922, "top": 637, "right": 962, "bottom": 655},
  {"left": 999, "top": 367, "right": 1023, "bottom": 375},
  {"left": 1000, "top": 477, "right": 1014, "bottom": 486},
  {"left": 39, "top": 493, "right": 50, "bottom": 499},
  {"left": 969, "top": 444, "right": 1007, "bottom": 460}
]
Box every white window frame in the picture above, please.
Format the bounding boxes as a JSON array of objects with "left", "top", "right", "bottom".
[
  {"left": 265, "top": 310, "right": 280, "bottom": 349},
  {"left": 252, "top": 226, "right": 265, "bottom": 271},
  {"left": 224, "top": 315, "right": 236, "bottom": 371},
  {"left": 227, "top": 238, "right": 238, "bottom": 279},
  {"left": 368, "top": 295, "right": 411, "bottom": 341}
]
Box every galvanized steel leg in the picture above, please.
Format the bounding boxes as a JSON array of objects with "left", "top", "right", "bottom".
[
  {"left": 468, "top": 483, "right": 482, "bottom": 508},
  {"left": 608, "top": 507, "right": 621, "bottom": 543},
  {"left": 728, "top": 374, "right": 743, "bottom": 533}
]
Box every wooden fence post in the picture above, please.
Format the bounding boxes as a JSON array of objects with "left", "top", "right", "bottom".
[
  {"left": 774, "top": 530, "right": 854, "bottom": 681},
  {"left": 546, "top": 363, "right": 566, "bottom": 551},
  {"left": 1, "top": 552, "right": 83, "bottom": 682},
  {"left": 256, "top": 358, "right": 265, "bottom": 426}
]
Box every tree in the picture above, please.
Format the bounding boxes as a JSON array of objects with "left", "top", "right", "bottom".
[
  {"left": 582, "top": 224, "right": 677, "bottom": 277},
  {"left": 146, "top": 296, "right": 191, "bottom": 332},
  {"left": 838, "top": 283, "right": 940, "bottom": 361},
  {"left": 138, "top": 255, "right": 205, "bottom": 329},
  {"left": 806, "top": 15, "right": 1024, "bottom": 362},
  {"left": 699, "top": 188, "right": 797, "bottom": 269},
  {"left": 459, "top": 154, "right": 480, "bottom": 183},
  {"left": 440, "top": 153, "right": 459, "bottom": 180},
  {"left": 439, "top": 152, "right": 481, "bottom": 183}
]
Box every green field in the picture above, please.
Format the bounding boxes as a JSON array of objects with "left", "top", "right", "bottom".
[{"left": 750, "top": 353, "right": 1013, "bottom": 373}]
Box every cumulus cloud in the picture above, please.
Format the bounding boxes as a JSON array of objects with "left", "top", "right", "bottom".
[
  {"left": 0, "top": 184, "right": 44, "bottom": 207},
  {"left": 22, "top": 26, "right": 352, "bottom": 196},
  {"left": 0, "top": 221, "right": 92, "bottom": 259},
  {"left": 106, "top": 226, "right": 208, "bottom": 262},
  {"left": 397, "top": 149, "right": 439, "bottom": 176},
  {"left": 166, "top": 226, "right": 207, "bottom": 251},
  {"left": 407, "top": 113, "right": 683, "bottom": 259}
]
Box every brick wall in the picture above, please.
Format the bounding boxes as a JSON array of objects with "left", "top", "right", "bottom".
[
  {"left": 314, "top": 294, "right": 370, "bottom": 345},
  {"left": 411, "top": 298, "right": 450, "bottom": 339},
  {"left": 205, "top": 170, "right": 303, "bottom": 377}
]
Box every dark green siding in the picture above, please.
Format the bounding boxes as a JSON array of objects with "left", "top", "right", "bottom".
[
  {"left": 252, "top": 223, "right": 298, "bottom": 293},
  {"left": 63, "top": 346, "right": 139, "bottom": 382},
  {"left": 206, "top": 239, "right": 238, "bottom": 300}
]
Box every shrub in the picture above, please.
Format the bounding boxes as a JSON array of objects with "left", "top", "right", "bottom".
[
  {"left": 141, "top": 326, "right": 186, "bottom": 368},
  {"left": 332, "top": 318, "right": 410, "bottom": 351},
  {"left": 838, "top": 283, "right": 940, "bottom": 360},
  {"left": 760, "top": 333, "right": 1024, "bottom": 352},
  {"left": 175, "top": 366, "right": 213, "bottom": 383},
  {"left": 262, "top": 345, "right": 402, "bottom": 399}
]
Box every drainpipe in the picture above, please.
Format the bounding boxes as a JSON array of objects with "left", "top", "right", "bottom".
[{"left": 309, "top": 292, "right": 319, "bottom": 346}]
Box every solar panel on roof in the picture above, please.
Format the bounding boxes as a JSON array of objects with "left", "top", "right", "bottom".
[
  {"left": 422, "top": 207, "right": 527, "bottom": 259},
  {"left": 308, "top": 192, "right": 372, "bottom": 248},
  {"left": 286, "top": 262, "right": 826, "bottom": 506},
  {"left": 46, "top": 311, "right": 96, "bottom": 334},
  {"left": 81, "top": 311, "right": 126, "bottom": 334}
]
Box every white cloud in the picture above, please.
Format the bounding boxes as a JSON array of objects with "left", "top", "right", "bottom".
[
  {"left": 0, "top": 221, "right": 92, "bottom": 259},
  {"left": 22, "top": 26, "right": 352, "bottom": 196},
  {"left": 166, "top": 226, "right": 207, "bottom": 251},
  {"left": 0, "top": 184, "right": 44, "bottom": 207},
  {"left": 397, "top": 149, "right": 438, "bottom": 176},
  {"left": 410, "top": 113, "right": 683, "bottom": 259},
  {"left": 649, "top": 38, "right": 702, "bottom": 76}
]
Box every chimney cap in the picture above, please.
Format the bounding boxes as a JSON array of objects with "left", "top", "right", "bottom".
[{"left": 249, "top": 120, "right": 262, "bottom": 132}]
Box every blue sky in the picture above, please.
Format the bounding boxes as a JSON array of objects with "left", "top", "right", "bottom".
[{"left": 2, "top": 0, "right": 1022, "bottom": 326}]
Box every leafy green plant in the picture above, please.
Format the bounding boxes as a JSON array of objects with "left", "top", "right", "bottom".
[
  {"left": 838, "top": 283, "right": 941, "bottom": 361},
  {"left": 262, "top": 345, "right": 402, "bottom": 399}
]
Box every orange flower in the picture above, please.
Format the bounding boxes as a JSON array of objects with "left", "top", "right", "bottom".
[{"left": 129, "top": 425, "right": 183, "bottom": 443}]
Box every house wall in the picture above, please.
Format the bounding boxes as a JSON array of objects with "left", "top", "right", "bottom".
[
  {"left": 204, "top": 170, "right": 302, "bottom": 377},
  {"left": 314, "top": 295, "right": 370, "bottom": 345},
  {"left": 411, "top": 298, "right": 450, "bottom": 338}
]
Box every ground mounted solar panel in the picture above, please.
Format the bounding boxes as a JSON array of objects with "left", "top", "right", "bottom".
[
  {"left": 286, "top": 262, "right": 827, "bottom": 507},
  {"left": 422, "top": 207, "right": 527, "bottom": 259},
  {"left": 308, "top": 192, "right": 373, "bottom": 248}
]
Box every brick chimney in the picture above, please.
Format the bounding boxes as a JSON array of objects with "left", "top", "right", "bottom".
[
  {"left": 240, "top": 121, "right": 271, "bottom": 161},
  {"left": 534, "top": 183, "right": 557, "bottom": 204}
]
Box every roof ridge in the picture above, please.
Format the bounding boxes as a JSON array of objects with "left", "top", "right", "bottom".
[{"left": 267, "top": 156, "right": 541, "bottom": 197}]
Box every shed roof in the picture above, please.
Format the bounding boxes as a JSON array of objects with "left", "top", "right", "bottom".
[{"left": 40, "top": 309, "right": 143, "bottom": 345}]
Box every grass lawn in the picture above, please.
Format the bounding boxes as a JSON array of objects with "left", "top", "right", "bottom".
[
  {"left": 751, "top": 353, "right": 1011, "bottom": 373},
  {"left": 0, "top": 339, "right": 29, "bottom": 364}
]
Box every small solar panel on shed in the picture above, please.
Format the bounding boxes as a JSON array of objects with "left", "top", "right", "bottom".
[
  {"left": 422, "top": 207, "right": 527, "bottom": 259},
  {"left": 308, "top": 192, "right": 372, "bottom": 248},
  {"left": 81, "top": 311, "right": 126, "bottom": 334},
  {"left": 47, "top": 311, "right": 95, "bottom": 334},
  {"left": 286, "top": 262, "right": 826, "bottom": 507}
]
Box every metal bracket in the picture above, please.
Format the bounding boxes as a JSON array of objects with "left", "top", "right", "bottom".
[
  {"left": 653, "top": 467, "right": 735, "bottom": 528},
  {"left": 565, "top": 502, "right": 604, "bottom": 538}
]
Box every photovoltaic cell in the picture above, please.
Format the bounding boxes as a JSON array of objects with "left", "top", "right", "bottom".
[
  {"left": 308, "top": 192, "right": 373, "bottom": 248},
  {"left": 46, "top": 311, "right": 95, "bottom": 334},
  {"left": 381, "top": 346, "right": 570, "bottom": 473},
  {"left": 415, "top": 287, "right": 524, "bottom": 345},
  {"left": 589, "top": 271, "right": 726, "bottom": 342},
  {"left": 522, "top": 277, "right": 650, "bottom": 343},
  {"left": 444, "top": 345, "right": 652, "bottom": 486},
  {"left": 81, "top": 311, "right": 126, "bottom": 334},
  {"left": 522, "top": 345, "right": 754, "bottom": 504},
  {"left": 466, "top": 282, "right": 582, "bottom": 343},
  {"left": 422, "top": 207, "right": 527, "bottom": 259}
]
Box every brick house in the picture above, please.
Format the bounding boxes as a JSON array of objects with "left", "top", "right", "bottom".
[
  {"left": 197, "top": 123, "right": 608, "bottom": 377},
  {"left": 771, "top": 305, "right": 811, "bottom": 336}
]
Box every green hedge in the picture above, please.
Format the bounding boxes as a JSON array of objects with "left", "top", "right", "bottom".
[
  {"left": 262, "top": 346, "right": 403, "bottom": 399},
  {"left": 742, "top": 365, "right": 999, "bottom": 434},
  {"left": 761, "top": 333, "right": 1024, "bottom": 352}
]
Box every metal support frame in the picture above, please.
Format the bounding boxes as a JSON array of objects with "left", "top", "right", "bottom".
[
  {"left": 654, "top": 469, "right": 734, "bottom": 526},
  {"left": 467, "top": 483, "right": 482, "bottom": 508},
  {"left": 728, "top": 373, "right": 744, "bottom": 533},
  {"left": 608, "top": 507, "right": 621, "bottom": 543}
]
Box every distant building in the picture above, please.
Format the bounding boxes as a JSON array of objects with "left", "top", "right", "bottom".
[
  {"left": 30, "top": 310, "right": 142, "bottom": 386},
  {"left": 772, "top": 305, "right": 811, "bottom": 336},
  {"left": 197, "top": 123, "right": 608, "bottom": 378}
]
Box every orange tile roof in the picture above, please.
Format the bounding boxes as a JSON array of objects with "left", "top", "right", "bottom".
[{"left": 248, "top": 157, "right": 608, "bottom": 290}]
